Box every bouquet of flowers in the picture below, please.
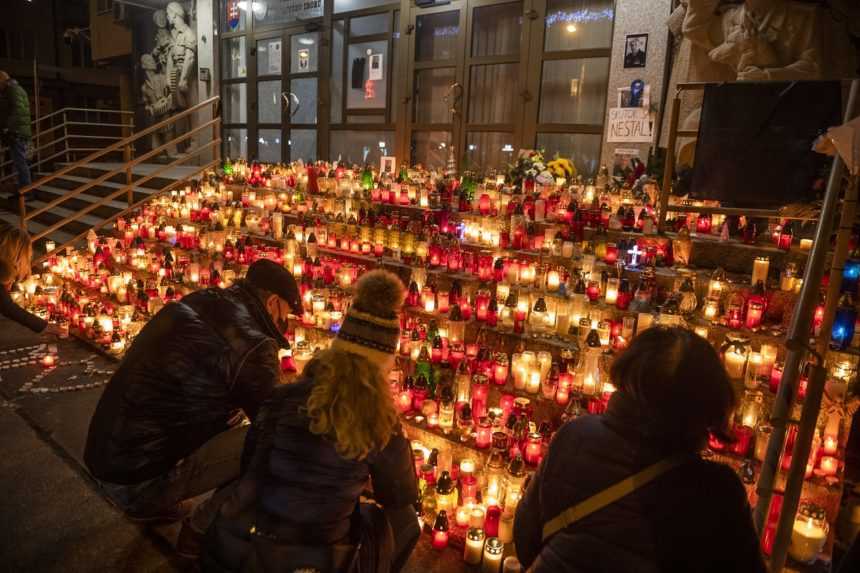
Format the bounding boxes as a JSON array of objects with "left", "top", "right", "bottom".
[{"left": 507, "top": 150, "right": 575, "bottom": 186}]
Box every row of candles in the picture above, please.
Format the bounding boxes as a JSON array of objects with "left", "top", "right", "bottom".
[{"left": 20, "top": 162, "right": 857, "bottom": 566}]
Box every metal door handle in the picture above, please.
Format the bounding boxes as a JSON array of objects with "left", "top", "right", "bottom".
[
  {"left": 443, "top": 82, "right": 463, "bottom": 117},
  {"left": 282, "top": 92, "right": 301, "bottom": 118}
]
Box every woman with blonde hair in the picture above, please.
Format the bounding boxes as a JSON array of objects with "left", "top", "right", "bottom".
[
  {"left": 203, "top": 269, "right": 419, "bottom": 573},
  {"left": 0, "top": 222, "right": 60, "bottom": 334}
]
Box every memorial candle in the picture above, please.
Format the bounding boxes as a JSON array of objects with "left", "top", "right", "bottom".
[
  {"left": 464, "top": 528, "right": 486, "bottom": 565},
  {"left": 751, "top": 257, "right": 770, "bottom": 287},
  {"left": 432, "top": 511, "right": 450, "bottom": 549},
  {"left": 481, "top": 537, "right": 504, "bottom": 573}
]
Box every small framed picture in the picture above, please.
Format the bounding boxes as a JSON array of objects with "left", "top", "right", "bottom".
[
  {"left": 624, "top": 34, "right": 648, "bottom": 68},
  {"left": 380, "top": 156, "right": 396, "bottom": 175},
  {"left": 297, "top": 48, "right": 310, "bottom": 72}
]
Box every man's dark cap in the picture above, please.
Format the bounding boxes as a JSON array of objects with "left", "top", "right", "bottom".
[{"left": 245, "top": 259, "right": 302, "bottom": 314}]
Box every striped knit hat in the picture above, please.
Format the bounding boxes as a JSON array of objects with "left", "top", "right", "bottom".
[{"left": 331, "top": 269, "right": 404, "bottom": 362}]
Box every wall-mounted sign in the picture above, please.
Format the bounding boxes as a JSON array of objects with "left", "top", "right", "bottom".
[
  {"left": 269, "top": 40, "right": 282, "bottom": 74},
  {"left": 606, "top": 107, "right": 653, "bottom": 143}
]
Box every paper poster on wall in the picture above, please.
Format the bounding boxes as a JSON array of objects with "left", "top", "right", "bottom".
[
  {"left": 368, "top": 53, "right": 384, "bottom": 81},
  {"left": 606, "top": 107, "right": 653, "bottom": 143},
  {"left": 268, "top": 40, "right": 282, "bottom": 74}
]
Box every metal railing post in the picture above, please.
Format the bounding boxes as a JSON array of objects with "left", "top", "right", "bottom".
[
  {"left": 753, "top": 79, "right": 860, "bottom": 544},
  {"left": 124, "top": 140, "right": 133, "bottom": 207},
  {"left": 657, "top": 89, "right": 681, "bottom": 234},
  {"left": 213, "top": 102, "right": 221, "bottom": 165},
  {"left": 18, "top": 193, "right": 26, "bottom": 231},
  {"left": 63, "top": 111, "right": 70, "bottom": 163}
]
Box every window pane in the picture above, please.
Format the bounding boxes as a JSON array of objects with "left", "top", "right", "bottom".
[
  {"left": 411, "top": 131, "right": 451, "bottom": 168},
  {"left": 289, "top": 129, "right": 317, "bottom": 161},
  {"left": 472, "top": 3, "right": 521, "bottom": 57},
  {"left": 291, "top": 33, "right": 320, "bottom": 74},
  {"left": 329, "top": 131, "right": 394, "bottom": 165},
  {"left": 351, "top": 13, "right": 390, "bottom": 36},
  {"left": 466, "top": 132, "right": 515, "bottom": 171},
  {"left": 222, "top": 37, "right": 247, "bottom": 79},
  {"left": 539, "top": 57, "right": 609, "bottom": 125},
  {"left": 258, "top": 129, "right": 282, "bottom": 163},
  {"left": 544, "top": 0, "right": 614, "bottom": 52},
  {"left": 331, "top": 21, "right": 345, "bottom": 123},
  {"left": 258, "top": 80, "right": 282, "bottom": 124},
  {"left": 536, "top": 132, "right": 602, "bottom": 178},
  {"left": 416, "top": 11, "right": 459, "bottom": 62},
  {"left": 257, "top": 38, "right": 283, "bottom": 76},
  {"left": 414, "top": 68, "right": 455, "bottom": 124},
  {"left": 290, "top": 78, "right": 318, "bottom": 124},
  {"left": 221, "top": 0, "right": 247, "bottom": 32},
  {"left": 469, "top": 64, "right": 518, "bottom": 124},
  {"left": 224, "top": 128, "right": 248, "bottom": 159},
  {"left": 347, "top": 41, "right": 387, "bottom": 110},
  {"left": 254, "top": 0, "right": 323, "bottom": 27},
  {"left": 335, "top": 0, "right": 394, "bottom": 14},
  {"left": 223, "top": 83, "right": 247, "bottom": 123}
]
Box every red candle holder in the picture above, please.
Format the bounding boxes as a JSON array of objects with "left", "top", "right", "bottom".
[{"left": 475, "top": 419, "right": 493, "bottom": 449}]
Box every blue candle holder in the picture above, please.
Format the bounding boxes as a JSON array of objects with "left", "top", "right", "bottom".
[
  {"left": 830, "top": 304, "right": 857, "bottom": 350},
  {"left": 842, "top": 257, "right": 860, "bottom": 295}
]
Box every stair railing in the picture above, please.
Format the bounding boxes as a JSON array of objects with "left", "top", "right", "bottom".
[
  {"left": 17, "top": 97, "right": 221, "bottom": 250},
  {"left": 0, "top": 107, "right": 134, "bottom": 186}
]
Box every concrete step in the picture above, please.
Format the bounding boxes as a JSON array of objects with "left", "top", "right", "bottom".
[
  {"left": 32, "top": 174, "right": 158, "bottom": 206},
  {"left": 0, "top": 211, "right": 75, "bottom": 250}
]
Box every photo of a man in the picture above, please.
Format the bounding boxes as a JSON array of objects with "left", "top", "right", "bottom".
[{"left": 624, "top": 34, "right": 648, "bottom": 68}]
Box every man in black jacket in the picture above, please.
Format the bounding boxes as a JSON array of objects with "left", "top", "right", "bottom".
[{"left": 84, "top": 260, "right": 301, "bottom": 545}]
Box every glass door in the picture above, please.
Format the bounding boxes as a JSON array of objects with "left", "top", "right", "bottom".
[
  {"left": 405, "top": 3, "right": 466, "bottom": 168},
  {"left": 251, "top": 27, "right": 322, "bottom": 162},
  {"left": 405, "top": 0, "right": 527, "bottom": 172}
]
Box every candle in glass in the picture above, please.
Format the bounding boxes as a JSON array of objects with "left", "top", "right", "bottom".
[
  {"left": 432, "top": 510, "right": 450, "bottom": 549},
  {"left": 819, "top": 456, "right": 838, "bottom": 476},
  {"left": 604, "top": 277, "right": 619, "bottom": 305},
  {"left": 788, "top": 510, "right": 828, "bottom": 563},
  {"left": 751, "top": 257, "right": 770, "bottom": 287},
  {"left": 481, "top": 537, "right": 504, "bottom": 573},
  {"left": 464, "top": 528, "right": 486, "bottom": 565}
]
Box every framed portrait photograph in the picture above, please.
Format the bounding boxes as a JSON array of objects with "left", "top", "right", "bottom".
[
  {"left": 624, "top": 34, "right": 648, "bottom": 68},
  {"left": 368, "top": 53, "right": 384, "bottom": 81},
  {"left": 380, "top": 156, "right": 396, "bottom": 175}
]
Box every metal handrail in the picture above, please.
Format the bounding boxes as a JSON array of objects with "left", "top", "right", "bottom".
[
  {"left": 18, "top": 96, "right": 221, "bottom": 255},
  {"left": 25, "top": 117, "right": 220, "bottom": 222},
  {"left": 18, "top": 96, "right": 219, "bottom": 197},
  {"left": 31, "top": 137, "right": 222, "bottom": 242},
  {"left": 32, "top": 157, "right": 221, "bottom": 266},
  {"left": 0, "top": 106, "right": 136, "bottom": 184}
]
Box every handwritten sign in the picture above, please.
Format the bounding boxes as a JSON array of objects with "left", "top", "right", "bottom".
[{"left": 606, "top": 107, "right": 653, "bottom": 143}]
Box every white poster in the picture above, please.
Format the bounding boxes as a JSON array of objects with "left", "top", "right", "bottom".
[
  {"left": 606, "top": 107, "right": 653, "bottom": 143},
  {"left": 268, "top": 40, "right": 282, "bottom": 74},
  {"left": 368, "top": 53, "right": 383, "bottom": 81}
]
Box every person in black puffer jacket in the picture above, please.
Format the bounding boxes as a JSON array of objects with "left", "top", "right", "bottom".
[
  {"left": 84, "top": 260, "right": 301, "bottom": 550},
  {"left": 515, "top": 326, "right": 767, "bottom": 573},
  {"left": 203, "top": 269, "right": 420, "bottom": 573}
]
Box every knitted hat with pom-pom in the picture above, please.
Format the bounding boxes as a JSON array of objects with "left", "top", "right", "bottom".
[{"left": 331, "top": 269, "right": 404, "bottom": 361}]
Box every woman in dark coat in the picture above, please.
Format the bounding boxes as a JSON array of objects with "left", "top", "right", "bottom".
[
  {"left": 204, "top": 270, "right": 419, "bottom": 573},
  {"left": 515, "top": 326, "right": 767, "bottom": 573}
]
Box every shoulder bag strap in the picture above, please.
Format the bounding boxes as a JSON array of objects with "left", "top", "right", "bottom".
[{"left": 541, "top": 454, "right": 687, "bottom": 543}]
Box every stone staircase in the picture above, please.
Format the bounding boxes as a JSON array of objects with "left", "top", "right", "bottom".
[{"left": 1, "top": 162, "right": 201, "bottom": 252}]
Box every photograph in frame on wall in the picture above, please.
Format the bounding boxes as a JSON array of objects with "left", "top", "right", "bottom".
[
  {"left": 297, "top": 48, "right": 310, "bottom": 72},
  {"left": 623, "top": 34, "right": 648, "bottom": 68},
  {"left": 368, "top": 53, "right": 384, "bottom": 81},
  {"left": 380, "top": 156, "right": 396, "bottom": 175}
]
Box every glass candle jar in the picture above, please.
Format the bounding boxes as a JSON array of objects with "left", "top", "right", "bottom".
[{"left": 788, "top": 503, "right": 828, "bottom": 564}]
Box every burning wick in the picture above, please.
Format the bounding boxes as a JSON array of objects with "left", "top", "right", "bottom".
[{"left": 42, "top": 354, "right": 56, "bottom": 368}]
